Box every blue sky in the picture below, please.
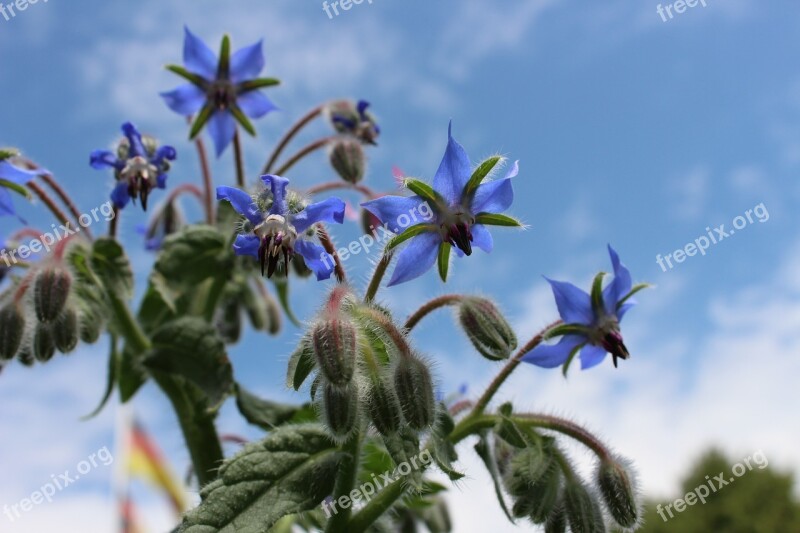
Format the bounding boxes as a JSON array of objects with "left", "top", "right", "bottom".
[{"left": 1, "top": 0, "right": 800, "bottom": 531}]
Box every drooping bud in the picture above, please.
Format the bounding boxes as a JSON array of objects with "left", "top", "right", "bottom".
[
  {"left": 393, "top": 356, "right": 435, "bottom": 430},
  {"left": 544, "top": 504, "right": 567, "bottom": 533},
  {"left": 366, "top": 374, "right": 403, "bottom": 435},
  {"left": 53, "top": 308, "right": 79, "bottom": 354},
  {"left": 17, "top": 345, "right": 35, "bottom": 367},
  {"left": 324, "top": 99, "right": 380, "bottom": 145},
  {"left": 329, "top": 139, "right": 366, "bottom": 184},
  {"left": 215, "top": 297, "right": 242, "bottom": 344},
  {"left": 563, "top": 480, "right": 606, "bottom": 533},
  {"left": 596, "top": 457, "right": 639, "bottom": 529},
  {"left": 0, "top": 305, "right": 25, "bottom": 360},
  {"left": 504, "top": 440, "right": 562, "bottom": 524},
  {"left": 34, "top": 324, "right": 56, "bottom": 362},
  {"left": 79, "top": 307, "right": 104, "bottom": 344},
  {"left": 458, "top": 297, "right": 518, "bottom": 361},
  {"left": 34, "top": 269, "right": 72, "bottom": 323},
  {"left": 311, "top": 317, "right": 357, "bottom": 386},
  {"left": 320, "top": 380, "right": 359, "bottom": 441}
]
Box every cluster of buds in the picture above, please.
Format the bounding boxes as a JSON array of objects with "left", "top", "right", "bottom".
[
  {"left": 291, "top": 286, "right": 436, "bottom": 444},
  {"left": 495, "top": 429, "right": 640, "bottom": 532},
  {"left": 0, "top": 261, "right": 103, "bottom": 368}
]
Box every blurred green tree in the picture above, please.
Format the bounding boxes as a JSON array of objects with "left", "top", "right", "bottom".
[{"left": 636, "top": 449, "right": 800, "bottom": 533}]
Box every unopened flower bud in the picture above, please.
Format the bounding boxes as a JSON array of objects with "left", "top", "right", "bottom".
[
  {"left": 215, "top": 298, "right": 242, "bottom": 344},
  {"left": 320, "top": 381, "right": 359, "bottom": 441},
  {"left": 34, "top": 324, "right": 56, "bottom": 362},
  {"left": 311, "top": 318, "right": 357, "bottom": 386},
  {"left": 366, "top": 374, "right": 403, "bottom": 435},
  {"left": 393, "top": 356, "right": 435, "bottom": 430},
  {"left": 544, "top": 504, "right": 567, "bottom": 533},
  {"left": 0, "top": 305, "right": 25, "bottom": 360},
  {"left": 563, "top": 480, "right": 606, "bottom": 533},
  {"left": 17, "top": 345, "right": 35, "bottom": 367},
  {"left": 54, "top": 308, "right": 79, "bottom": 354},
  {"left": 504, "top": 443, "right": 562, "bottom": 524},
  {"left": 596, "top": 457, "right": 639, "bottom": 529},
  {"left": 34, "top": 269, "right": 72, "bottom": 323},
  {"left": 79, "top": 307, "right": 104, "bottom": 344},
  {"left": 458, "top": 297, "right": 517, "bottom": 361},
  {"left": 329, "top": 139, "right": 366, "bottom": 184}
]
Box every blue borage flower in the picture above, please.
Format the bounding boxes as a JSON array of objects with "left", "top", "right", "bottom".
[
  {"left": 161, "top": 27, "right": 280, "bottom": 157},
  {"left": 217, "top": 175, "right": 345, "bottom": 280},
  {"left": 325, "top": 99, "right": 380, "bottom": 145},
  {"left": 521, "top": 246, "right": 650, "bottom": 375},
  {"left": 0, "top": 155, "right": 41, "bottom": 221},
  {"left": 361, "top": 122, "right": 520, "bottom": 286},
  {"left": 90, "top": 122, "right": 176, "bottom": 211}
]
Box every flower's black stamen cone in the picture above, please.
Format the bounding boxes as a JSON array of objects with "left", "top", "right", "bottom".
[
  {"left": 449, "top": 223, "right": 473, "bottom": 256},
  {"left": 602, "top": 331, "right": 629, "bottom": 368}
]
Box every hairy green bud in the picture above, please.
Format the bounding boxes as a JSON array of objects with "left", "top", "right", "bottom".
[
  {"left": 329, "top": 138, "right": 366, "bottom": 184},
  {"left": 596, "top": 457, "right": 639, "bottom": 529},
  {"left": 393, "top": 356, "right": 435, "bottom": 430},
  {"left": 366, "top": 374, "right": 403, "bottom": 435},
  {"left": 504, "top": 441, "right": 562, "bottom": 524},
  {"left": 544, "top": 504, "right": 567, "bottom": 533},
  {"left": 34, "top": 269, "right": 72, "bottom": 323},
  {"left": 53, "top": 308, "right": 79, "bottom": 354},
  {"left": 34, "top": 324, "right": 56, "bottom": 362},
  {"left": 0, "top": 305, "right": 25, "bottom": 360},
  {"left": 458, "top": 297, "right": 517, "bottom": 361},
  {"left": 563, "top": 480, "right": 606, "bottom": 533},
  {"left": 320, "top": 380, "right": 359, "bottom": 440},
  {"left": 311, "top": 318, "right": 357, "bottom": 386},
  {"left": 79, "top": 307, "right": 104, "bottom": 344},
  {"left": 17, "top": 345, "right": 35, "bottom": 367}
]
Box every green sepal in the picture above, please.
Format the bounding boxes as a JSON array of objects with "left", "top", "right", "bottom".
[
  {"left": 385, "top": 223, "right": 437, "bottom": 251},
  {"left": 238, "top": 77, "right": 281, "bottom": 91},
  {"left": 286, "top": 335, "right": 316, "bottom": 390},
  {"left": 437, "top": 243, "right": 451, "bottom": 282},
  {"left": 0, "top": 178, "right": 32, "bottom": 200},
  {"left": 561, "top": 342, "right": 586, "bottom": 378},
  {"left": 165, "top": 64, "right": 207, "bottom": 87},
  {"left": 544, "top": 323, "right": 591, "bottom": 341},
  {"left": 590, "top": 272, "right": 607, "bottom": 317},
  {"left": 190, "top": 103, "right": 215, "bottom": 140},
  {"left": 217, "top": 34, "right": 231, "bottom": 78},
  {"left": 463, "top": 156, "right": 502, "bottom": 200},
  {"left": 475, "top": 213, "right": 523, "bottom": 227},
  {"left": 474, "top": 432, "right": 515, "bottom": 523},
  {"left": 229, "top": 103, "right": 257, "bottom": 137},
  {"left": 403, "top": 178, "right": 443, "bottom": 205},
  {"left": 618, "top": 282, "right": 653, "bottom": 308}
]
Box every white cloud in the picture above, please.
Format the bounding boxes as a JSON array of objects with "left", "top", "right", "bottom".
[{"left": 668, "top": 165, "right": 710, "bottom": 221}]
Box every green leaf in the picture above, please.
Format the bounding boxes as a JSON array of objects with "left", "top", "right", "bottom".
[
  {"left": 238, "top": 78, "right": 281, "bottom": 91},
  {"left": 235, "top": 385, "right": 314, "bottom": 430},
  {"left": 81, "top": 336, "right": 119, "bottom": 420},
  {"left": 437, "top": 243, "right": 451, "bottom": 282},
  {"left": 463, "top": 156, "right": 502, "bottom": 199},
  {"left": 155, "top": 226, "right": 234, "bottom": 286},
  {"left": 403, "top": 178, "right": 443, "bottom": 206},
  {"left": 143, "top": 317, "right": 233, "bottom": 409},
  {"left": 286, "top": 336, "right": 316, "bottom": 390},
  {"left": 166, "top": 64, "right": 207, "bottom": 87},
  {"left": 474, "top": 433, "right": 515, "bottom": 523},
  {"left": 273, "top": 277, "right": 301, "bottom": 327},
  {"left": 118, "top": 343, "right": 148, "bottom": 403},
  {"left": 90, "top": 238, "right": 133, "bottom": 299},
  {"left": 179, "top": 425, "right": 341, "bottom": 533},
  {"left": 0, "top": 178, "right": 32, "bottom": 200},
  {"left": 385, "top": 223, "right": 437, "bottom": 252},
  {"left": 430, "top": 406, "right": 464, "bottom": 481},
  {"left": 474, "top": 213, "right": 523, "bottom": 227}
]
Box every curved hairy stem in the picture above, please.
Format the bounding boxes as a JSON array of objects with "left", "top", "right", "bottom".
[
  {"left": 514, "top": 413, "right": 613, "bottom": 462},
  {"left": 233, "top": 130, "right": 246, "bottom": 188},
  {"left": 274, "top": 136, "right": 335, "bottom": 176},
  {"left": 364, "top": 251, "right": 393, "bottom": 303},
  {"left": 471, "top": 319, "right": 562, "bottom": 415},
  {"left": 306, "top": 181, "right": 376, "bottom": 199},
  {"left": 316, "top": 223, "right": 346, "bottom": 283},
  {"left": 188, "top": 116, "right": 215, "bottom": 224},
  {"left": 38, "top": 174, "right": 92, "bottom": 240},
  {"left": 325, "top": 430, "right": 363, "bottom": 533},
  {"left": 26, "top": 181, "right": 72, "bottom": 228},
  {"left": 263, "top": 104, "right": 323, "bottom": 174},
  {"left": 404, "top": 294, "right": 464, "bottom": 331}
]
